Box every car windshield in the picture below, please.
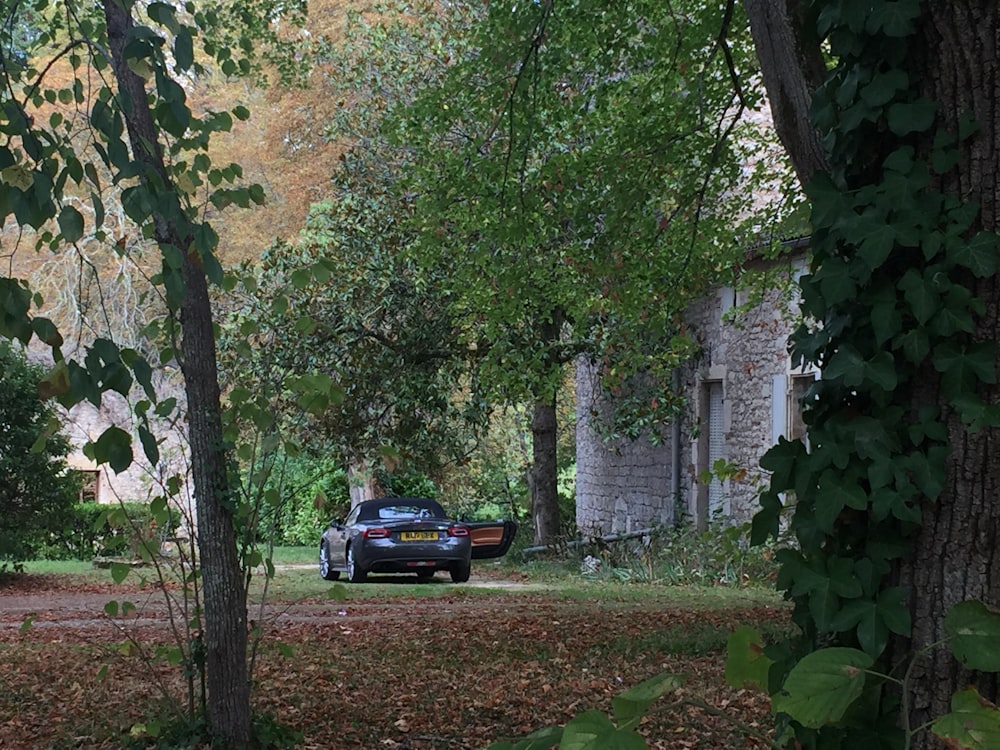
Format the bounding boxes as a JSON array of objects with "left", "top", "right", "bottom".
[{"left": 375, "top": 504, "right": 443, "bottom": 521}]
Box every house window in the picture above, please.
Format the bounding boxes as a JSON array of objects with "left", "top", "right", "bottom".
[
  {"left": 771, "top": 372, "right": 818, "bottom": 447},
  {"left": 76, "top": 469, "right": 100, "bottom": 503},
  {"left": 789, "top": 374, "right": 818, "bottom": 447},
  {"left": 696, "top": 380, "right": 727, "bottom": 526}
]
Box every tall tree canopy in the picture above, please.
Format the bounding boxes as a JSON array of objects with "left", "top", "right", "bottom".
[
  {"left": 747, "top": 1, "right": 1000, "bottom": 747},
  {"left": 402, "top": 0, "right": 786, "bottom": 543},
  {"left": 224, "top": 1, "right": 487, "bottom": 502}
]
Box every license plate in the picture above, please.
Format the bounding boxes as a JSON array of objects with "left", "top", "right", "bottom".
[{"left": 400, "top": 531, "right": 438, "bottom": 542}]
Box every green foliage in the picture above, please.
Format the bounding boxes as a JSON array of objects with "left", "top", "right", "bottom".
[
  {"left": 124, "top": 710, "right": 302, "bottom": 750},
  {"left": 486, "top": 673, "right": 682, "bottom": 750},
  {"left": 583, "top": 521, "right": 779, "bottom": 588},
  {"left": 0, "top": 341, "right": 78, "bottom": 569},
  {"left": 723, "top": 601, "right": 1000, "bottom": 748},
  {"left": 746, "top": 0, "right": 1000, "bottom": 746},
  {"left": 257, "top": 452, "right": 349, "bottom": 546},
  {"left": 374, "top": 467, "right": 439, "bottom": 501},
  {"left": 402, "top": 0, "right": 776, "bottom": 424},
  {"left": 0, "top": 0, "right": 312, "bottom": 743},
  {"left": 34, "top": 501, "right": 180, "bottom": 561},
  {"left": 222, "top": 3, "right": 488, "bottom": 483}
]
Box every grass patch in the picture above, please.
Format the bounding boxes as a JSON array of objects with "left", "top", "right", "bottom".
[
  {"left": 265, "top": 546, "right": 315, "bottom": 565},
  {"left": 18, "top": 559, "right": 97, "bottom": 575}
]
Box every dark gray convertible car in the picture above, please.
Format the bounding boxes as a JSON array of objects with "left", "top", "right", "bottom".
[{"left": 319, "top": 497, "right": 517, "bottom": 583}]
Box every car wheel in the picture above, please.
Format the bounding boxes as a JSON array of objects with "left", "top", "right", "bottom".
[
  {"left": 450, "top": 560, "right": 471, "bottom": 584},
  {"left": 416, "top": 569, "right": 435, "bottom": 581},
  {"left": 346, "top": 544, "right": 367, "bottom": 583},
  {"left": 319, "top": 543, "right": 340, "bottom": 581}
]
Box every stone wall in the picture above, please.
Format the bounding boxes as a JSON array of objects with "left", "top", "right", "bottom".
[
  {"left": 575, "top": 361, "right": 674, "bottom": 535},
  {"left": 59, "top": 373, "right": 196, "bottom": 532},
  {"left": 576, "top": 248, "right": 814, "bottom": 533}
]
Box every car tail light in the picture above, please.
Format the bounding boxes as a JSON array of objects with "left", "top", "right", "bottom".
[
  {"left": 363, "top": 527, "right": 391, "bottom": 539},
  {"left": 448, "top": 525, "right": 470, "bottom": 537}
]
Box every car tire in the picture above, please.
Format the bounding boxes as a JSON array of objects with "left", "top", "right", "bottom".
[
  {"left": 416, "top": 569, "right": 435, "bottom": 581},
  {"left": 450, "top": 560, "right": 471, "bottom": 584},
  {"left": 319, "top": 543, "right": 340, "bottom": 581},
  {"left": 346, "top": 544, "right": 367, "bottom": 583}
]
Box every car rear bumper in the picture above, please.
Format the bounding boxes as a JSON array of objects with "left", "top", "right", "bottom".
[{"left": 358, "top": 539, "right": 471, "bottom": 572}]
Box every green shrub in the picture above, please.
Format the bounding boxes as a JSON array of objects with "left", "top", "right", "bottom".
[
  {"left": 257, "top": 453, "right": 350, "bottom": 546},
  {"left": 580, "top": 520, "right": 780, "bottom": 587},
  {"left": 35, "top": 501, "right": 181, "bottom": 561},
  {"left": 376, "top": 467, "right": 439, "bottom": 499},
  {"left": 0, "top": 341, "right": 80, "bottom": 570}
]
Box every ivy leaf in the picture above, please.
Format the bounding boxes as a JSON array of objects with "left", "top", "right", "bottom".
[
  {"left": 816, "top": 472, "right": 867, "bottom": 531},
  {"left": 946, "top": 601, "right": 1000, "bottom": 672},
  {"left": 725, "top": 627, "right": 773, "bottom": 691},
  {"left": 898, "top": 268, "right": 938, "bottom": 324},
  {"left": 823, "top": 346, "right": 866, "bottom": 387},
  {"left": 895, "top": 328, "right": 930, "bottom": 364},
  {"left": 858, "top": 222, "right": 896, "bottom": 270},
  {"left": 866, "top": 0, "right": 922, "bottom": 36},
  {"left": 859, "top": 69, "right": 908, "bottom": 107},
  {"left": 877, "top": 587, "right": 911, "bottom": 637},
  {"left": 855, "top": 603, "right": 890, "bottom": 657},
  {"left": 760, "top": 437, "right": 806, "bottom": 492},
  {"left": 611, "top": 673, "right": 681, "bottom": 731},
  {"left": 934, "top": 341, "right": 997, "bottom": 397},
  {"left": 887, "top": 99, "right": 937, "bottom": 136},
  {"left": 813, "top": 256, "right": 857, "bottom": 305},
  {"left": 931, "top": 688, "right": 1000, "bottom": 750},
  {"left": 952, "top": 231, "right": 1000, "bottom": 278},
  {"left": 865, "top": 351, "right": 898, "bottom": 392},
  {"left": 870, "top": 299, "right": 901, "bottom": 346},
  {"left": 771, "top": 648, "right": 874, "bottom": 728},
  {"left": 750, "top": 491, "right": 782, "bottom": 545}
]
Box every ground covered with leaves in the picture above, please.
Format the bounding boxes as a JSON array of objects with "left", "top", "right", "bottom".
[{"left": 0, "top": 571, "right": 788, "bottom": 749}]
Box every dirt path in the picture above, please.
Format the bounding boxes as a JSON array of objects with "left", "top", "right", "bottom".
[{"left": 0, "top": 570, "right": 552, "bottom": 634}]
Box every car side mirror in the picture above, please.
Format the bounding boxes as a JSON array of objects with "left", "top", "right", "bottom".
[{"left": 329, "top": 518, "right": 343, "bottom": 528}]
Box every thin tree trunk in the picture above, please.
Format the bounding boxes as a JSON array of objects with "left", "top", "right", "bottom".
[
  {"left": 530, "top": 309, "right": 564, "bottom": 545},
  {"left": 104, "top": 1, "right": 251, "bottom": 744},
  {"left": 531, "top": 396, "right": 560, "bottom": 545}
]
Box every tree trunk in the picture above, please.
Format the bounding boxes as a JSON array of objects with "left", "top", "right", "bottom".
[
  {"left": 743, "top": 0, "right": 828, "bottom": 187},
  {"left": 348, "top": 461, "right": 378, "bottom": 507},
  {"left": 894, "top": 3, "right": 1000, "bottom": 738},
  {"left": 104, "top": 1, "right": 251, "bottom": 744},
  {"left": 180, "top": 257, "right": 252, "bottom": 745},
  {"left": 745, "top": 1, "right": 1000, "bottom": 743},
  {"left": 531, "top": 397, "right": 561, "bottom": 545}
]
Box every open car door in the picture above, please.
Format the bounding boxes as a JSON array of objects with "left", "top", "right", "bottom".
[{"left": 467, "top": 520, "right": 518, "bottom": 560}]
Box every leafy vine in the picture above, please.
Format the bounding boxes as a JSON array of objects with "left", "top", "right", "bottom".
[{"left": 751, "top": 0, "right": 1000, "bottom": 745}]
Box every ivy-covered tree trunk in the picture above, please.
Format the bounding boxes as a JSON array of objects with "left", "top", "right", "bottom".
[
  {"left": 104, "top": 0, "right": 251, "bottom": 744},
  {"left": 747, "top": 1, "right": 999, "bottom": 746},
  {"left": 896, "top": 3, "right": 1000, "bottom": 733}
]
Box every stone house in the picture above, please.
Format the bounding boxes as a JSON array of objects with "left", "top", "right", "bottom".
[
  {"left": 57, "top": 373, "right": 195, "bottom": 534},
  {"left": 575, "top": 239, "right": 815, "bottom": 534}
]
